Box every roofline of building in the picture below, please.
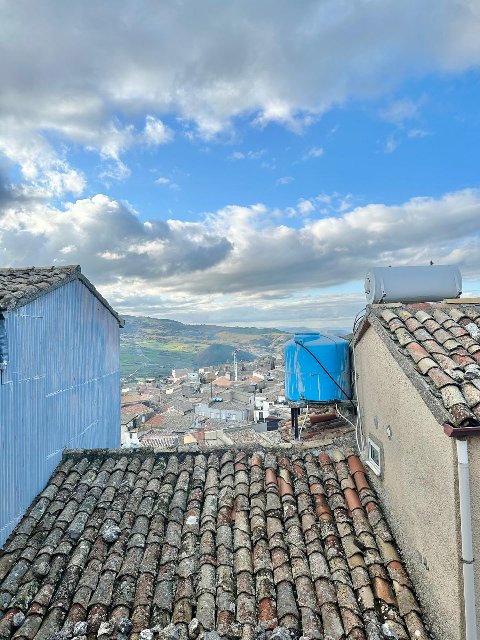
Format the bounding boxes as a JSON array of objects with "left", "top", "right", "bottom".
[
  {"left": 1, "top": 265, "right": 124, "bottom": 327},
  {"left": 63, "top": 439, "right": 357, "bottom": 459},
  {"left": 77, "top": 270, "right": 125, "bottom": 327},
  {"left": 354, "top": 308, "right": 452, "bottom": 429}
]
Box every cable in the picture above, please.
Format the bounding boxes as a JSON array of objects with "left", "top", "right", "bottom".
[
  {"left": 334, "top": 403, "right": 355, "bottom": 429},
  {"left": 352, "top": 307, "right": 367, "bottom": 336},
  {"left": 351, "top": 306, "right": 367, "bottom": 452},
  {"left": 294, "top": 339, "right": 356, "bottom": 412}
]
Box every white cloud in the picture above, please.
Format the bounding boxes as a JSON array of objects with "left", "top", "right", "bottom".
[
  {"left": 230, "top": 149, "right": 266, "bottom": 161},
  {"left": 384, "top": 134, "right": 400, "bottom": 154},
  {"left": 408, "top": 128, "right": 431, "bottom": 138},
  {"left": 297, "top": 199, "right": 316, "bottom": 214},
  {"left": 1, "top": 181, "right": 479, "bottom": 325},
  {"left": 380, "top": 98, "right": 422, "bottom": 125},
  {"left": 155, "top": 177, "right": 179, "bottom": 190},
  {"left": 276, "top": 176, "right": 294, "bottom": 186},
  {"left": 303, "top": 147, "right": 324, "bottom": 160},
  {"left": 143, "top": 116, "right": 173, "bottom": 146},
  {"left": 0, "top": 125, "right": 86, "bottom": 197},
  {"left": 0, "top": 0, "right": 478, "bottom": 165}
]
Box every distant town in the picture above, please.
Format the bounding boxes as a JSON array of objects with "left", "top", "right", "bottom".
[{"left": 120, "top": 352, "right": 291, "bottom": 449}]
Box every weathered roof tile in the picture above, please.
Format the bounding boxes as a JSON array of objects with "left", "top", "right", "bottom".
[
  {"left": 0, "top": 450, "right": 429, "bottom": 639},
  {"left": 371, "top": 302, "right": 480, "bottom": 429}
]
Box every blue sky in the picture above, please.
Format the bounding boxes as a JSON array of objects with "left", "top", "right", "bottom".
[
  {"left": 1, "top": 1, "right": 480, "bottom": 328},
  {"left": 69, "top": 73, "right": 480, "bottom": 220}
]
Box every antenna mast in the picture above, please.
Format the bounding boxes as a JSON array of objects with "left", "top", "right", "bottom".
[{"left": 233, "top": 349, "right": 238, "bottom": 382}]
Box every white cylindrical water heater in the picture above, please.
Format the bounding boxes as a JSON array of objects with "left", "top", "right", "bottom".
[{"left": 364, "top": 265, "right": 462, "bottom": 304}]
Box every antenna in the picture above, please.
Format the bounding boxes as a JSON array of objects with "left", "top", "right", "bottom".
[{"left": 233, "top": 349, "right": 238, "bottom": 382}]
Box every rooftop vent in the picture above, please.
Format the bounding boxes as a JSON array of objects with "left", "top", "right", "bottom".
[{"left": 365, "top": 265, "right": 462, "bottom": 304}]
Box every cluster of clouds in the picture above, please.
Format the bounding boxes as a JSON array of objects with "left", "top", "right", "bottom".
[
  {"left": 1, "top": 172, "right": 479, "bottom": 324},
  {"left": 1, "top": 1, "right": 480, "bottom": 192},
  {"left": 1, "top": 1, "right": 480, "bottom": 324}
]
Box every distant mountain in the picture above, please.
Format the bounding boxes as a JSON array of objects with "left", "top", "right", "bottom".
[
  {"left": 276, "top": 326, "right": 350, "bottom": 336},
  {"left": 194, "top": 344, "right": 254, "bottom": 368},
  {"left": 120, "top": 315, "right": 288, "bottom": 378}
]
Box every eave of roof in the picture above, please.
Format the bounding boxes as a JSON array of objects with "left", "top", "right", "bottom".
[
  {"left": 0, "top": 265, "right": 124, "bottom": 327},
  {"left": 356, "top": 302, "right": 480, "bottom": 431}
]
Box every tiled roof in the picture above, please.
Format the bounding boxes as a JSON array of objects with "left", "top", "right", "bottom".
[
  {"left": 0, "top": 449, "right": 429, "bottom": 640},
  {"left": 139, "top": 435, "right": 178, "bottom": 449},
  {"left": 203, "top": 420, "right": 252, "bottom": 432},
  {"left": 122, "top": 404, "right": 152, "bottom": 416},
  {"left": 371, "top": 302, "right": 480, "bottom": 428},
  {"left": 0, "top": 266, "right": 123, "bottom": 326},
  {"left": 143, "top": 414, "right": 197, "bottom": 434},
  {"left": 144, "top": 414, "right": 168, "bottom": 429},
  {"left": 213, "top": 377, "right": 232, "bottom": 387},
  {"left": 211, "top": 429, "right": 284, "bottom": 449},
  {"left": 121, "top": 396, "right": 153, "bottom": 407},
  {"left": 166, "top": 400, "right": 194, "bottom": 415}
]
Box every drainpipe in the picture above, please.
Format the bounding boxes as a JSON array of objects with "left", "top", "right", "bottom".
[{"left": 456, "top": 438, "right": 477, "bottom": 640}]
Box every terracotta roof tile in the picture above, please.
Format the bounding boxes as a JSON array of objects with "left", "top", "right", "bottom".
[
  {"left": 450, "top": 403, "right": 477, "bottom": 427},
  {"left": 417, "top": 357, "right": 438, "bottom": 375},
  {"left": 0, "top": 449, "right": 429, "bottom": 639},
  {"left": 388, "top": 317, "right": 405, "bottom": 333},
  {"left": 373, "top": 302, "right": 480, "bottom": 427},
  {"left": 380, "top": 309, "right": 399, "bottom": 324},
  {"left": 451, "top": 352, "right": 477, "bottom": 367},
  {"left": 431, "top": 352, "right": 459, "bottom": 371},
  {"left": 404, "top": 316, "right": 422, "bottom": 333},
  {"left": 423, "top": 319, "right": 441, "bottom": 334},
  {"left": 393, "top": 327, "right": 415, "bottom": 347},
  {"left": 427, "top": 367, "right": 457, "bottom": 389},
  {"left": 462, "top": 383, "right": 480, "bottom": 408},
  {"left": 421, "top": 339, "right": 447, "bottom": 355},
  {"left": 405, "top": 342, "right": 430, "bottom": 363},
  {"left": 414, "top": 309, "right": 433, "bottom": 323}
]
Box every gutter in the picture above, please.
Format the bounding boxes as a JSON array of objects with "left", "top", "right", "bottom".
[{"left": 456, "top": 438, "right": 478, "bottom": 640}]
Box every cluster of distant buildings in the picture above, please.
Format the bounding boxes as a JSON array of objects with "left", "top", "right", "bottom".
[{"left": 120, "top": 357, "right": 289, "bottom": 449}]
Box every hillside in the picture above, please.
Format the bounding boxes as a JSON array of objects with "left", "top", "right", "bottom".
[
  {"left": 120, "top": 315, "right": 288, "bottom": 378},
  {"left": 193, "top": 344, "right": 255, "bottom": 368}
]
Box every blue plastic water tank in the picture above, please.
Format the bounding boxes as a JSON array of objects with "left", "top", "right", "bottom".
[{"left": 284, "top": 333, "right": 351, "bottom": 402}]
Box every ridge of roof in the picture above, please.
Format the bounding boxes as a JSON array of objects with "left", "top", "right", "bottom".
[
  {"left": 0, "top": 448, "right": 428, "bottom": 640},
  {"left": 0, "top": 265, "right": 124, "bottom": 327},
  {"left": 363, "top": 301, "right": 480, "bottom": 430}
]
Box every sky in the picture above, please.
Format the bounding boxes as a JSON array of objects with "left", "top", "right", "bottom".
[{"left": 1, "top": 1, "right": 480, "bottom": 329}]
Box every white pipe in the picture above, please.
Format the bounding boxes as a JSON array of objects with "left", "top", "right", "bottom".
[{"left": 457, "top": 438, "right": 478, "bottom": 640}]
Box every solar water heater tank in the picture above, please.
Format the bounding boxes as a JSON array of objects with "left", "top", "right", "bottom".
[{"left": 364, "top": 265, "right": 462, "bottom": 304}]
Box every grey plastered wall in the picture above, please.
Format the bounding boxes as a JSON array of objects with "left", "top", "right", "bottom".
[{"left": 355, "top": 325, "right": 463, "bottom": 640}]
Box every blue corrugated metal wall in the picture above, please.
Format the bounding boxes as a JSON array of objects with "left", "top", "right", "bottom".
[{"left": 0, "top": 279, "right": 120, "bottom": 546}]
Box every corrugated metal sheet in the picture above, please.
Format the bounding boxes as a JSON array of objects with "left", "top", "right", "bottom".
[{"left": 0, "top": 279, "right": 120, "bottom": 546}]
